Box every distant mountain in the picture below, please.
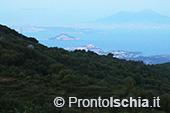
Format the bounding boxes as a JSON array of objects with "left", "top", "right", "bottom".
[
  {"left": 131, "top": 55, "right": 170, "bottom": 64},
  {"left": 90, "top": 10, "right": 170, "bottom": 28},
  {"left": 66, "top": 44, "right": 170, "bottom": 64},
  {"left": 50, "top": 34, "right": 79, "bottom": 40}
]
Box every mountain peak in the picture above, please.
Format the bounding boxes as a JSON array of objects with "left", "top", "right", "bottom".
[
  {"left": 115, "top": 9, "right": 158, "bottom": 15},
  {"left": 50, "top": 34, "right": 79, "bottom": 40},
  {"left": 94, "top": 9, "right": 170, "bottom": 26}
]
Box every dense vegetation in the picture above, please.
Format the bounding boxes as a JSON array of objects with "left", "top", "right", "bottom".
[{"left": 0, "top": 24, "right": 170, "bottom": 113}]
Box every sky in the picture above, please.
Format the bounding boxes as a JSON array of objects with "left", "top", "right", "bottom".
[{"left": 0, "top": 0, "right": 170, "bottom": 26}]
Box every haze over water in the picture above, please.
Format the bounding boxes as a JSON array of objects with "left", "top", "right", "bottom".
[{"left": 1, "top": 0, "right": 170, "bottom": 56}]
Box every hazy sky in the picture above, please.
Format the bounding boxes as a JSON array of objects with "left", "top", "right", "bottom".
[{"left": 0, "top": 0, "right": 170, "bottom": 26}]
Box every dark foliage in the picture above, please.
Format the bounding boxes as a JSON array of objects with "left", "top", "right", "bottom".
[{"left": 0, "top": 24, "right": 170, "bottom": 113}]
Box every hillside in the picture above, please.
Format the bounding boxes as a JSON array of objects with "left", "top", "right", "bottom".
[{"left": 0, "top": 24, "right": 170, "bottom": 113}]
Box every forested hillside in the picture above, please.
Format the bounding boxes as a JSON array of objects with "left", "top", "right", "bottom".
[{"left": 0, "top": 24, "right": 170, "bottom": 113}]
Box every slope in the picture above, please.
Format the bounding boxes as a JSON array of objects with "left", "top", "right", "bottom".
[{"left": 0, "top": 24, "right": 170, "bottom": 113}]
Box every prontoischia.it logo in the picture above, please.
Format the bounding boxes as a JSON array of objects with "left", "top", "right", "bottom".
[{"left": 54, "top": 96, "right": 160, "bottom": 108}]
